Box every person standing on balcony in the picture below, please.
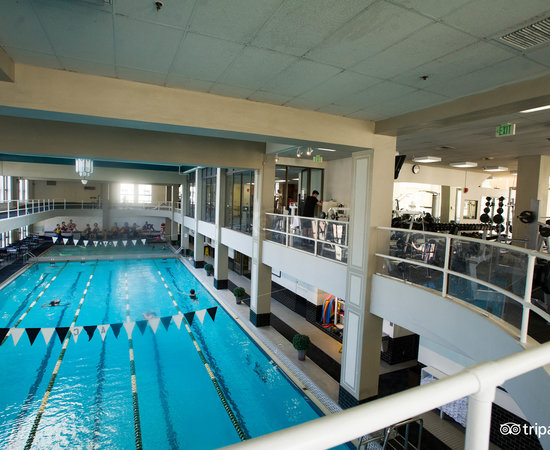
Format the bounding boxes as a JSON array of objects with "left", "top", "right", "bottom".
[{"left": 302, "top": 190, "right": 322, "bottom": 239}]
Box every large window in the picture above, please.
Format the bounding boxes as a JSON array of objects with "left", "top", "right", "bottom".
[
  {"left": 138, "top": 184, "right": 152, "bottom": 204},
  {"left": 202, "top": 168, "right": 216, "bottom": 223},
  {"left": 0, "top": 176, "right": 11, "bottom": 203},
  {"left": 19, "top": 179, "right": 28, "bottom": 202},
  {"left": 120, "top": 183, "right": 134, "bottom": 203},
  {"left": 274, "top": 166, "right": 323, "bottom": 215},
  {"left": 1, "top": 231, "right": 12, "bottom": 247},
  {"left": 225, "top": 169, "right": 254, "bottom": 234},
  {"left": 186, "top": 172, "right": 196, "bottom": 218}
]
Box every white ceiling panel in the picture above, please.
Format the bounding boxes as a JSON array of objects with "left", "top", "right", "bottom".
[
  {"left": 34, "top": 1, "right": 114, "bottom": 64},
  {"left": 4, "top": 46, "right": 61, "bottom": 70},
  {"left": 170, "top": 33, "right": 244, "bottom": 82},
  {"left": 60, "top": 56, "right": 116, "bottom": 79},
  {"left": 284, "top": 97, "right": 328, "bottom": 110},
  {"left": 526, "top": 44, "right": 550, "bottom": 68},
  {"left": 388, "top": 0, "right": 474, "bottom": 19},
  {"left": 352, "top": 23, "right": 478, "bottom": 79},
  {"left": 115, "top": 16, "right": 183, "bottom": 73},
  {"left": 190, "top": 0, "right": 282, "bottom": 44},
  {"left": 346, "top": 109, "right": 380, "bottom": 121},
  {"left": 316, "top": 103, "right": 362, "bottom": 116},
  {"left": 0, "top": 0, "right": 53, "bottom": 53},
  {"left": 252, "top": 0, "right": 374, "bottom": 57},
  {"left": 305, "top": 1, "right": 433, "bottom": 68},
  {"left": 217, "top": 46, "right": 298, "bottom": 90},
  {"left": 340, "top": 81, "right": 416, "bottom": 110},
  {"left": 442, "top": 0, "right": 550, "bottom": 38},
  {"left": 115, "top": 0, "right": 195, "bottom": 29},
  {"left": 260, "top": 59, "right": 342, "bottom": 97},
  {"left": 164, "top": 74, "right": 212, "bottom": 92},
  {"left": 363, "top": 89, "right": 450, "bottom": 120},
  {"left": 117, "top": 66, "right": 167, "bottom": 86},
  {"left": 209, "top": 83, "right": 256, "bottom": 99},
  {"left": 247, "top": 90, "right": 293, "bottom": 106}
]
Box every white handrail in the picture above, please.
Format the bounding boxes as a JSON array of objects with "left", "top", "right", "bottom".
[{"left": 226, "top": 341, "right": 550, "bottom": 450}]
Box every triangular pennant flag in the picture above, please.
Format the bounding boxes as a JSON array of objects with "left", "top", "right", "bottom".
[
  {"left": 93, "top": 241, "right": 99, "bottom": 247},
  {"left": 148, "top": 317, "right": 160, "bottom": 334},
  {"left": 63, "top": 238, "right": 69, "bottom": 245},
  {"left": 113, "top": 241, "right": 119, "bottom": 247},
  {"left": 73, "top": 239, "right": 79, "bottom": 246},
  {"left": 41, "top": 328, "right": 55, "bottom": 345},
  {"left": 196, "top": 309, "right": 206, "bottom": 324},
  {"left": 111, "top": 323, "right": 123, "bottom": 338},
  {"left": 141, "top": 238, "right": 146, "bottom": 245},
  {"left": 184, "top": 312, "right": 195, "bottom": 325},
  {"left": 98, "top": 324, "right": 110, "bottom": 341},
  {"left": 207, "top": 307, "right": 217, "bottom": 322},
  {"left": 52, "top": 236, "right": 58, "bottom": 243},
  {"left": 84, "top": 325, "right": 96, "bottom": 341},
  {"left": 83, "top": 240, "right": 89, "bottom": 247},
  {"left": 26, "top": 328, "right": 41, "bottom": 345},
  {"left": 56, "top": 327, "right": 70, "bottom": 343},
  {"left": 11, "top": 328, "right": 24, "bottom": 346},
  {"left": 70, "top": 326, "right": 83, "bottom": 343},
  {"left": 132, "top": 240, "right": 137, "bottom": 246},
  {"left": 160, "top": 316, "right": 172, "bottom": 331},
  {"left": 172, "top": 314, "right": 183, "bottom": 330},
  {"left": 0, "top": 327, "right": 9, "bottom": 343},
  {"left": 123, "top": 322, "right": 135, "bottom": 339},
  {"left": 103, "top": 241, "right": 109, "bottom": 247},
  {"left": 122, "top": 240, "right": 127, "bottom": 247},
  {"left": 136, "top": 320, "right": 148, "bottom": 335}
]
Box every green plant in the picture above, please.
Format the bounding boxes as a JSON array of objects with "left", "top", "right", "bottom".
[
  {"left": 292, "top": 334, "right": 311, "bottom": 351},
  {"left": 204, "top": 263, "right": 213, "bottom": 275},
  {"left": 233, "top": 287, "right": 246, "bottom": 298}
]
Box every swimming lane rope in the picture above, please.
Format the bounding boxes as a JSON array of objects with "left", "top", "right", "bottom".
[{"left": 152, "top": 261, "right": 248, "bottom": 441}]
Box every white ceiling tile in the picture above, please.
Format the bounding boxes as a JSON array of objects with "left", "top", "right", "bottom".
[
  {"left": 170, "top": 33, "right": 244, "bottom": 82},
  {"left": 261, "top": 59, "right": 342, "bottom": 97},
  {"left": 4, "top": 46, "right": 61, "bottom": 70},
  {"left": 0, "top": 0, "right": 53, "bottom": 53},
  {"left": 253, "top": 0, "right": 375, "bottom": 57},
  {"left": 165, "top": 74, "right": 212, "bottom": 91},
  {"left": 366, "top": 90, "right": 450, "bottom": 119},
  {"left": 352, "top": 23, "right": 477, "bottom": 79},
  {"left": 316, "top": 104, "right": 362, "bottom": 116},
  {"left": 190, "top": 0, "right": 282, "bottom": 43},
  {"left": 217, "top": 46, "right": 298, "bottom": 90},
  {"left": 209, "top": 83, "right": 256, "bottom": 99},
  {"left": 247, "top": 91, "right": 293, "bottom": 106},
  {"left": 526, "top": 44, "right": 550, "bottom": 68},
  {"left": 115, "top": 16, "right": 183, "bottom": 73},
  {"left": 115, "top": 0, "right": 195, "bottom": 29},
  {"left": 34, "top": 1, "right": 114, "bottom": 64},
  {"left": 117, "top": 66, "right": 167, "bottom": 86},
  {"left": 306, "top": 2, "right": 434, "bottom": 68},
  {"left": 389, "top": 0, "right": 473, "bottom": 19},
  {"left": 284, "top": 97, "right": 327, "bottom": 110},
  {"left": 60, "top": 56, "right": 116, "bottom": 78},
  {"left": 442, "top": 0, "right": 550, "bottom": 38},
  {"left": 346, "top": 109, "right": 381, "bottom": 120},
  {"left": 340, "top": 81, "right": 416, "bottom": 109}
]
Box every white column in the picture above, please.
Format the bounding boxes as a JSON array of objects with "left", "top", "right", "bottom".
[
  {"left": 250, "top": 155, "right": 275, "bottom": 327},
  {"left": 180, "top": 181, "right": 190, "bottom": 254},
  {"left": 214, "top": 168, "right": 229, "bottom": 289},
  {"left": 193, "top": 169, "right": 205, "bottom": 268},
  {"left": 339, "top": 136, "right": 396, "bottom": 407}
]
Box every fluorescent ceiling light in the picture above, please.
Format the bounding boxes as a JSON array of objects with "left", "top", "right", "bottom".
[
  {"left": 520, "top": 104, "right": 550, "bottom": 113},
  {"left": 449, "top": 161, "right": 478, "bottom": 168},
  {"left": 316, "top": 148, "right": 337, "bottom": 152},
  {"left": 483, "top": 166, "right": 508, "bottom": 172},
  {"left": 412, "top": 156, "right": 441, "bottom": 163}
]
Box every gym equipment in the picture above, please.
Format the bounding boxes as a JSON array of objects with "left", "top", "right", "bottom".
[{"left": 518, "top": 210, "right": 536, "bottom": 224}]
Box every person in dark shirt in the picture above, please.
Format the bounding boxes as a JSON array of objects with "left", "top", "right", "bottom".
[{"left": 303, "top": 190, "right": 322, "bottom": 217}]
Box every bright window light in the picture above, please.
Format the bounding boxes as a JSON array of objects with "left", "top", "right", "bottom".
[
  {"left": 138, "top": 184, "right": 152, "bottom": 204},
  {"left": 520, "top": 105, "right": 550, "bottom": 113},
  {"left": 120, "top": 183, "right": 134, "bottom": 203}
]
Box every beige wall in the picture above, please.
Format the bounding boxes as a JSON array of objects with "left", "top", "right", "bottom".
[{"left": 33, "top": 180, "right": 101, "bottom": 203}]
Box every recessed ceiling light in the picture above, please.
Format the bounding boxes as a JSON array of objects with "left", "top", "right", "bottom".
[
  {"left": 483, "top": 166, "right": 508, "bottom": 172},
  {"left": 436, "top": 145, "right": 456, "bottom": 150},
  {"left": 316, "top": 147, "right": 337, "bottom": 152},
  {"left": 449, "top": 161, "right": 478, "bottom": 168},
  {"left": 412, "top": 156, "right": 442, "bottom": 163},
  {"left": 483, "top": 157, "right": 495, "bottom": 160},
  {"left": 520, "top": 104, "right": 550, "bottom": 113}
]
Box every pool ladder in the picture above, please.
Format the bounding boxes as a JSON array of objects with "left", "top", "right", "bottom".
[
  {"left": 358, "top": 417, "right": 423, "bottom": 450},
  {"left": 23, "top": 251, "right": 37, "bottom": 263}
]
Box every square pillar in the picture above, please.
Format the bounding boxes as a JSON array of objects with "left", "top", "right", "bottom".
[{"left": 214, "top": 168, "right": 229, "bottom": 289}]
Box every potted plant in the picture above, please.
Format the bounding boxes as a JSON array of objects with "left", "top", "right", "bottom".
[
  {"left": 204, "top": 263, "right": 214, "bottom": 276},
  {"left": 292, "top": 334, "right": 311, "bottom": 361},
  {"left": 233, "top": 287, "right": 246, "bottom": 304}
]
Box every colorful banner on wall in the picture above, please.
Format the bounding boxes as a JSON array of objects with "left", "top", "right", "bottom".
[{"left": 0, "top": 307, "right": 217, "bottom": 346}]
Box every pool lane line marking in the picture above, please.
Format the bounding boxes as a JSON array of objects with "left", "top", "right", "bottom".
[
  {"left": 153, "top": 262, "right": 248, "bottom": 441},
  {"left": 124, "top": 270, "right": 144, "bottom": 450},
  {"left": 1, "top": 262, "right": 69, "bottom": 347},
  {"left": 24, "top": 263, "right": 98, "bottom": 450}
]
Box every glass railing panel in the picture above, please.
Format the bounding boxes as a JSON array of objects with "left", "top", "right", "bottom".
[
  {"left": 265, "top": 230, "right": 286, "bottom": 245},
  {"left": 377, "top": 255, "right": 444, "bottom": 292},
  {"left": 382, "top": 229, "right": 447, "bottom": 268},
  {"left": 288, "top": 235, "right": 315, "bottom": 254},
  {"left": 448, "top": 274, "right": 523, "bottom": 329},
  {"left": 317, "top": 221, "right": 348, "bottom": 245},
  {"left": 449, "top": 239, "right": 528, "bottom": 297},
  {"left": 318, "top": 242, "right": 348, "bottom": 263}
]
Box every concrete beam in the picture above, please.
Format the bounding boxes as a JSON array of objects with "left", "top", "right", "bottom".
[
  {"left": 376, "top": 73, "right": 550, "bottom": 136},
  {"left": 0, "top": 47, "right": 14, "bottom": 82}
]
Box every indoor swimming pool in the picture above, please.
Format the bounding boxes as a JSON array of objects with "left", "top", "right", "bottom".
[
  {"left": 44, "top": 241, "right": 173, "bottom": 257},
  {"left": 0, "top": 257, "right": 331, "bottom": 448}
]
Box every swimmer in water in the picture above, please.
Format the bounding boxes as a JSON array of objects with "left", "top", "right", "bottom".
[{"left": 42, "top": 299, "right": 62, "bottom": 307}]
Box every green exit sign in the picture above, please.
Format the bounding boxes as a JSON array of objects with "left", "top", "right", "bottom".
[{"left": 495, "top": 123, "right": 516, "bottom": 137}]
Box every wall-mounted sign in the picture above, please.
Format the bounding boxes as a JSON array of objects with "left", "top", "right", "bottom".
[
  {"left": 313, "top": 155, "right": 323, "bottom": 162},
  {"left": 495, "top": 123, "right": 516, "bottom": 137}
]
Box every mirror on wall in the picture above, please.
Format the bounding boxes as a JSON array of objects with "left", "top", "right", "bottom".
[{"left": 463, "top": 200, "right": 478, "bottom": 219}]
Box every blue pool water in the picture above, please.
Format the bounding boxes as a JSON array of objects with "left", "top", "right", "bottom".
[{"left": 0, "top": 258, "right": 330, "bottom": 448}]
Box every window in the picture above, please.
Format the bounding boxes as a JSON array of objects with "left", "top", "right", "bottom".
[
  {"left": 19, "top": 226, "right": 29, "bottom": 239},
  {"left": 224, "top": 169, "right": 254, "bottom": 234},
  {"left": 202, "top": 168, "right": 216, "bottom": 223},
  {"left": 19, "top": 179, "right": 29, "bottom": 202},
  {"left": 186, "top": 172, "right": 195, "bottom": 218},
  {"left": 120, "top": 183, "right": 134, "bottom": 203},
  {"left": 0, "top": 176, "right": 11, "bottom": 202},
  {"left": 138, "top": 184, "right": 152, "bottom": 204}
]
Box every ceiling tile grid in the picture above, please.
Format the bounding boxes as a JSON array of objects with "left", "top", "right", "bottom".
[
  {"left": 3, "top": 46, "right": 62, "bottom": 71},
  {"left": 60, "top": 56, "right": 117, "bottom": 79},
  {"left": 117, "top": 66, "right": 167, "bottom": 86},
  {"left": 114, "top": 0, "right": 195, "bottom": 30}
]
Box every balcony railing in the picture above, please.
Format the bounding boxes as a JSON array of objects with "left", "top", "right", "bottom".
[
  {"left": 264, "top": 213, "right": 348, "bottom": 264},
  {"left": 111, "top": 201, "right": 179, "bottom": 211},
  {"left": 375, "top": 227, "right": 550, "bottom": 344},
  {"left": 0, "top": 198, "right": 103, "bottom": 219}
]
